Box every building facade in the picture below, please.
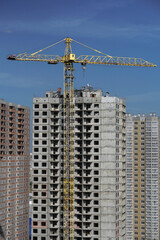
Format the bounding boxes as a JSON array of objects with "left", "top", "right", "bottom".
[
  {"left": 32, "top": 86, "right": 126, "bottom": 240},
  {"left": 0, "top": 99, "right": 30, "bottom": 240},
  {"left": 126, "top": 113, "right": 160, "bottom": 240}
]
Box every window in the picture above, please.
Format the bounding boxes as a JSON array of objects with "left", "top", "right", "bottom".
[
  {"left": 94, "top": 111, "right": 99, "bottom": 115},
  {"left": 42, "top": 177, "right": 46, "bottom": 182},
  {"left": 94, "top": 133, "right": 99, "bottom": 138},
  {"left": 42, "top": 170, "right": 46, "bottom": 174},
  {"left": 42, "top": 192, "right": 46, "bottom": 196},
  {"left": 34, "top": 170, "right": 38, "bottom": 174},
  {"left": 41, "top": 207, "right": 46, "bottom": 211},
  {"left": 94, "top": 193, "right": 99, "bottom": 197},
  {"left": 34, "top": 148, "right": 39, "bottom": 152},
  {"left": 33, "top": 207, "right": 38, "bottom": 211},
  {"left": 35, "top": 104, "right": 39, "bottom": 109},
  {"left": 33, "top": 214, "right": 38, "bottom": 218},
  {"left": 34, "top": 133, "right": 39, "bottom": 137},
  {"left": 94, "top": 126, "right": 99, "bottom": 130},
  {"left": 94, "top": 185, "right": 99, "bottom": 190},
  {"left": 43, "top": 104, "right": 47, "bottom": 108},
  {"left": 41, "top": 200, "right": 46, "bottom": 204},
  {"left": 34, "top": 155, "right": 39, "bottom": 160},
  {"left": 42, "top": 148, "right": 47, "bottom": 152},
  {"left": 33, "top": 185, "right": 38, "bottom": 189},
  {"left": 34, "top": 141, "right": 39, "bottom": 145},
  {"left": 94, "top": 148, "right": 99, "bottom": 152},
  {"left": 34, "top": 177, "right": 38, "bottom": 181},
  {"left": 34, "top": 119, "right": 39, "bottom": 123},
  {"left": 33, "top": 199, "right": 38, "bottom": 204},
  {"left": 94, "top": 216, "right": 98, "bottom": 220},
  {"left": 42, "top": 119, "right": 47, "bottom": 123},
  {"left": 41, "top": 229, "right": 46, "bottom": 234},
  {"left": 34, "top": 112, "right": 39, "bottom": 116},
  {"left": 94, "top": 119, "right": 99, "bottom": 123},
  {"left": 42, "top": 133, "right": 47, "bottom": 137},
  {"left": 34, "top": 162, "right": 38, "bottom": 167},
  {"left": 42, "top": 112, "right": 47, "bottom": 116},
  {"left": 94, "top": 171, "right": 99, "bottom": 175},
  {"left": 33, "top": 229, "right": 38, "bottom": 233},
  {"left": 42, "top": 185, "right": 46, "bottom": 189},
  {"left": 42, "top": 126, "right": 47, "bottom": 130},
  {"left": 94, "top": 141, "right": 99, "bottom": 145},
  {"left": 94, "top": 104, "right": 99, "bottom": 107},
  {"left": 41, "top": 222, "right": 46, "bottom": 226},
  {"left": 42, "top": 141, "right": 47, "bottom": 145},
  {"left": 41, "top": 215, "right": 46, "bottom": 219},
  {"left": 94, "top": 178, "right": 99, "bottom": 183},
  {"left": 42, "top": 155, "right": 47, "bottom": 159},
  {"left": 94, "top": 156, "right": 99, "bottom": 160},
  {"left": 94, "top": 163, "right": 99, "bottom": 167},
  {"left": 94, "top": 201, "right": 98, "bottom": 205},
  {"left": 42, "top": 163, "right": 47, "bottom": 167},
  {"left": 34, "top": 126, "right": 39, "bottom": 130}
]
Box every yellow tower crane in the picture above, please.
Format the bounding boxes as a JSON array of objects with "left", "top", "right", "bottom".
[{"left": 7, "top": 37, "right": 156, "bottom": 240}]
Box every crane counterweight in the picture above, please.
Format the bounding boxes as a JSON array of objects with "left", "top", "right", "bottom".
[{"left": 7, "top": 55, "right": 16, "bottom": 60}]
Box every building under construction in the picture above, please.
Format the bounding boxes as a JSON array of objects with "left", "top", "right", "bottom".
[
  {"left": 126, "top": 114, "right": 160, "bottom": 240},
  {"left": 31, "top": 85, "right": 126, "bottom": 240},
  {"left": 7, "top": 36, "right": 156, "bottom": 240}
]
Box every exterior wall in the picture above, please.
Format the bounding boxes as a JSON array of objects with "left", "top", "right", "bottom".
[
  {"left": 32, "top": 91, "right": 63, "bottom": 240},
  {"left": 32, "top": 87, "right": 126, "bottom": 240},
  {"left": 145, "top": 116, "right": 159, "bottom": 239},
  {"left": 0, "top": 99, "right": 30, "bottom": 240},
  {"left": 74, "top": 90, "right": 102, "bottom": 240},
  {"left": 100, "top": 96, "right": 126, "bottom": 240},
  {"left": 126, "top": 118, "right": 133, "bottom": 239},
  {"left": 133, "top": 118, "right": 146, "bottom": 239},
  {"left": 126, "top": 114, "right": 160, "bottom": 240}
]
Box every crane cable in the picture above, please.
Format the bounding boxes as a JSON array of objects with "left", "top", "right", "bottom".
[
  {"left": 30, "top": 38, "right": 66, "bottom": 56},
  {"left": 30, "top": 37, "right": 113, "bottom": 59},
  {"left": 71, "top": 38, "right": 113, "bottom": 58}
]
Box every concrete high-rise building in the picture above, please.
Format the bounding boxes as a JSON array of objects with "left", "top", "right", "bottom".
[
  {"left": 0, "top": 99, "right": 30, "bottom": 240},
  {"left": 126, "top": 113, "right": 160, "bottom": 240},
  {"left": 32, "top": 86, "right": 126, "bottom": 240}
]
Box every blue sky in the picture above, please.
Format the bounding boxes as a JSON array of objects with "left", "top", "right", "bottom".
[{"left": 1, "top": 0, "right": 160, "bottom": 115}]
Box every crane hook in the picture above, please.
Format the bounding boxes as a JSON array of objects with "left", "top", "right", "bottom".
[
  {"left": 81, "top": 60, "right": 87, "bottom": 69},
  {"left": 81, "top": 61, "right": 87, "bottom": 78}
]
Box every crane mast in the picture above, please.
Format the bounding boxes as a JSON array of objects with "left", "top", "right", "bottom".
[
  {"left": 7, "top": 37, "right": 156, "bottom": 240},
  {"left": 63, "top": 38, "right": 74, "bottom": 240}
]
